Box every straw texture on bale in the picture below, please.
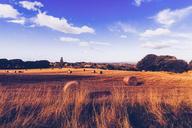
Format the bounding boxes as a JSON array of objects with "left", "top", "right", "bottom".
[
  {"left": 123, "top": 76, "right": 138, "bottom": 86},
  {"left": 63, "top": 81, "right": 80, "bottom": 93}
]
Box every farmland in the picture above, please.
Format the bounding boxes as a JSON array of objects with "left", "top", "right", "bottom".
[{"left": 0, "top": 68, "right": 192, "bottom": 127}]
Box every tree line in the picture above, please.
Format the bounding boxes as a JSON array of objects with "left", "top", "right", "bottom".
[
  {"left": 136, "top": 54, "right": 191, "bottom": 73},
  {"left": 0, "top": 59, "right": 50, "bottom": 69}
]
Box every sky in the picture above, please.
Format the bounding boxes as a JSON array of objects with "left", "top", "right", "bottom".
[{"left": 0, "top": 0, "right": 192, "bottom": 63}]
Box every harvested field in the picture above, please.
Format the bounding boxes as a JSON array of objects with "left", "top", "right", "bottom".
[{"left": 0, "top": 68, "right": 192, "bottom": 128}]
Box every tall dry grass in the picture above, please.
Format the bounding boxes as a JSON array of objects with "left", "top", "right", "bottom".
[{"left": 0, "top": 83, "right": 192, "bottom": 128}]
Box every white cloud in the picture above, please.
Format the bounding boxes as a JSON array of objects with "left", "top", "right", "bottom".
[
  {"left": 140, "top": 27, "right": 192, "bottom": 50},
  {"left": 0, "top": 4, "right": 26, "bottom": 25},
  {"left": 141, "top": 40, "right": 177, "bottom": 49},
  {"left": 120, "top": 35, "right": 128, "bottom": 38},
  {"left": 0, "top": 4, "right": 20, "bottom": 19},
  {"left": 134, "top": 0, "right": 144, "bottom": 6},
  {"left": 154, "top": 6, "right": 192, "bottom": 26},
  {"left": 173, "top": 33, "right": 192, "bottom": 40},
  {"left": 140, "top": 28, "right": 171, "bottom": 37},
  {"left": 134, "top": 0, "right": 152, "bottom": 7},
  {"left": 60, "top": 37, "right": 80, "bottom": 42},
  {"left": 79, "top": 41, "right": 110, "bottom": 47},
  {"left": 109, "top": 22, "right": 137, "bottom": 34},
  {"left": 0, "top": 4, "right": 94, "bottom": 33},
  {"left": 140, "top": 27, "right": 192, "bottom": 41},
  {"left": 89, "top": 41, "right": 111, "bottom": 46},
  {"left": 59, "top": 37, "right": 110, "bottom": 48},
  {"left": 19, "top": 1, "right": 43, "bottom": 11},
  {"left": 7, "top": 17, "right": 26, "bottom": 25},
  {"left": 33, "top": 12, "right": 95, "bottom": 34},
  {"left": 79, "top": 41, "right": 90, "bottom": 47}
]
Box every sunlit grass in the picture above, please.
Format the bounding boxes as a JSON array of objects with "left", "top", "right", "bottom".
[
  {"left": 0, "top": 69, "right": 192, "bottom": 127},
  {"left": 0, "top": 83, "right": 192, "bottom": 128}
]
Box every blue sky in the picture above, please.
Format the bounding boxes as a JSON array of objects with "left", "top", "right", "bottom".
[{"left": 0, "top": 0, "right": 192, "bottom": 63}]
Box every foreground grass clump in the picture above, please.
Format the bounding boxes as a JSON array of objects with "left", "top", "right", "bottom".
[{"left": 0, "top": 85, "right": 192, "bottom": 128}]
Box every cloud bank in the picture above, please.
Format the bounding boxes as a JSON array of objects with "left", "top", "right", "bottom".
[
  {"left": 60, "top": 36, "right": 110, "bottom": 48},
  {"left": 154, "top": 6, "right": 192, "bottom": 26},
  {"left": 0, "top": 4, "right": 20, "bottom": 19},
  {"left": 33, "top": 12, "right": 95, "bottom": 34},
  {"left": 0, "top": 2, "right": 95, "bottom": 34},
  {"left": 140, "top": 28, "right": 171, "bottom": 37}
]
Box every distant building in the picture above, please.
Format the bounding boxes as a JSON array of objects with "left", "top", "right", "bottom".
[{"left": 60, "top": 57, "right": 64, "bottom": 68}]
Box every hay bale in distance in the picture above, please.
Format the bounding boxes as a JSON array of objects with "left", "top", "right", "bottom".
[
  {"left": 68, "top": 70, "right": 72, "bottom": 74},
  {"left": 18, "top": 71, "right": 24, "bottom": 73},
  {"left": 123, "top": 76, "right": 142, "bottom": 86}
]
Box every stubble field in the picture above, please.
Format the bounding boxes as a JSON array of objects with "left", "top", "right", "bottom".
[{"left": 0, "top": 68, "right": 192, "bottom": 128}]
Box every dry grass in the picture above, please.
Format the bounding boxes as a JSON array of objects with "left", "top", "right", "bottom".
[
  {"left": 0, "top": 85, "right": 192, "bottom": 128},
  {"left": 0, "top": 69, "right": 192, "bottom": 128}
]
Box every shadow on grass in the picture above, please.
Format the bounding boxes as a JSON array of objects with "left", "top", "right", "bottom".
[
  {"left": 0, "top": 102, "right": 192, "bottom": 128},
  {"left": 127, "top": 103, "right": 162, "bottom": 128},
  {"left": 161, "top": 103, "right": 192, "bottom": 128}
]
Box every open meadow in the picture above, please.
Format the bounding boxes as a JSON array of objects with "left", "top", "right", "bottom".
[{"left": 0, "top": 68, "right": 192, "bottom": 128}]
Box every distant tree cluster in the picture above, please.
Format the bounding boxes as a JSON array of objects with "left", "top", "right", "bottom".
[
  {"left": 51, "top": 61, "right": 137, "bottom": 71},
  {"left": 0, "top": 59, "right": 50, "bottom": 69},
  {"left": 136, "top": 54, "right": 189, "bottom": 73},
  {"left": 189, "top": 61, "right": 192, "bottom": 70}
]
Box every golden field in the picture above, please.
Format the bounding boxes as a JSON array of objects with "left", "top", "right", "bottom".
[{"left": 0, "top": 68, "right": 192, "bottom": 128}]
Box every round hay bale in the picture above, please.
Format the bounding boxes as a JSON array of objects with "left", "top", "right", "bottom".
[
  {"left": 68, "top": 70, "right": 72, "bottom": 74},
  {"left": 123, "top": 76, "right": 138, "bottom": 86},
  {"left": 18, "top": 71, "right": 24, "bottom": 73},
  {"left": 99, "top": 71, "right": 103, "bottom": 74},
  {"left": 63, "top": 81, "right": 80, "bottom": 93}
]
